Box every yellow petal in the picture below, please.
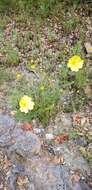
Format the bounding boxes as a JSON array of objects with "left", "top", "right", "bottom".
[
  {"left": 16, "top": 72, "right": 22, "bottom": 79},
  {"left": 19, "top": 95, "right": 34, "bottom": 113},
  {"left": 40, "top": 85, "right": 44, "bottom": 91},
  {"left": 67, "top": 55, "right": 84, "bottom": 72},
  {"left": 28, "top": 101, "right": 35, "bottom": 110},
  {"left": 31, "top": 64, "right": 36, "bottom": 69},
  {"left": 20, "top": 107, "right": 29, "bottom": 113}
]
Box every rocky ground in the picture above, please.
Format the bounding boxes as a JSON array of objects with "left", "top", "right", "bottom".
[
  {"left": 0, "top": 4, "right": 92, "bottom": 190},
  {"left": 0, "top": 111, "right": 92, "bottom": 190}
]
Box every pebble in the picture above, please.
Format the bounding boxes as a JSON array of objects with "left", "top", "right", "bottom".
[
  {"left": 33, "top": 128, "right": 43, "bottom": 134},
  {"left": 45, "top": 133, "right": 54, "bottom": 140}
]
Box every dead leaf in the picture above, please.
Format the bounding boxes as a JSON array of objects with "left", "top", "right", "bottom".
[
  {"left": 4, "top": 188, "right": 8, "bottom": 190},
  {"left": 4, "top": 156, "right": 11, "bottom": 169},
  {"left": 52, "top": 155, "right": 64, "bottom": 165},
  {"left": 54, "top": 134, "right": 69, "bottom": 144},
  {"left": 60, "top": 155, "right": 65, "bottom": 164},
  {"left": 52, "top": 156, "right": 61, "bottom": 165},
  {"left": 47, "top": 171, "right": 56, "bottom": 181},
  {"left": 73, "top": 113, "right": 81, "bottom": 125},
  {"left": 17, "top": 175, "right": 28, "bottom": 186},
  {"left": 0, "top": 53, "right": 3, "bottom": 57},
  {"left": 70, "top": 174, "right": 80, "bottom": 183},
  {"left": 81, "top": 117, "right": 87, "bottom": 126},
  {"left": 21, "top": 122, "right": 33, "bottom": 131},
  {"left": 88, "top": 180, "right": 92, "bottom": 188}
]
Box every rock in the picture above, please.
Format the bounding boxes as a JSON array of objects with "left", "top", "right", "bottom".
[
  {"left": 75, "top": 136, "right": 87, "bottom": 146},
  {"left": 53, "top": 113, "right": 72, "bottom": 134},
  {"left": 45, "top": 133, "right": 54, "bottom": 140},
  {"left": 0, "top": 114, "right": 15, "bottom": 146},
  {"left": 80, "top": 180, "right": 92, "bottom": 190},
  {"left": 7, "top": 171, "right": 16, "bottom": 190},
  {"left": 25, "top": 158, "right": 91, "bottom": 190},
  {"left": 6, "top": 161, "right": 26, "bottom": 190},
  {"left": 26, "top": 158, "right": 66, "bottom": 190},
  {"left": 54, "top": 144, "right": 90, "bottom": 175},
  {"left": 33, "top": 128, "right": 44, "bottom": 135},
  {"left": 9, "top": 128, "right": 41, "bottom": 159},
  {"left": 16, "top": 175, "right": 29, "bottom": 186}
]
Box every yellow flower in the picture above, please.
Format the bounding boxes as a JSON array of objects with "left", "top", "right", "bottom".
[
  {"left": 88, "top": 47, "right": 92, "bottom": 51},
  {"left": 19, "top": 95, "right": 35, "bottom": 113},
  {"left": 31, "top": 64, "right": 36, "bottom": 69},
  {"left": 40, "top": 85, "right": 44, "bottom": 91},
  {"left": 67, "top": 55, "right": 84, "bottom": 72},
  {"left": 16, "top": 72, "right": 22, "bottom": 79},
  {"left": 60, "top": 88, "right": 64, "bottom": 93}
]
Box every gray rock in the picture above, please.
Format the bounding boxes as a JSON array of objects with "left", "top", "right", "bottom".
[
  {"left": 25, "top": 159, "right": 91, "bottom": 190},
  {"left": 0, "top": 114, "right": 91, "bottom": 190},
  {"left": 0, "top": 114, "right": 15, "bottom": 146},
  {"left": 75, "top": 136, "right": 87, "bottom": 146},
  {"left": 9, "top": 127, "right": 41, "bottom": 159},
  {"left": 55, "top": 113, "right": 72, "bottom": 130},
  {"left": 28, "top": 184, "right": 35, "bottom": 190},
  {"left": 54, "top": 144, "right": 90, "bottom": 175},
  {"left": 80, "top": 180, "right": 92, "bottom": 190},
  {"left": 7, "top": 171, "right": 16, "bottom": 190}
]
